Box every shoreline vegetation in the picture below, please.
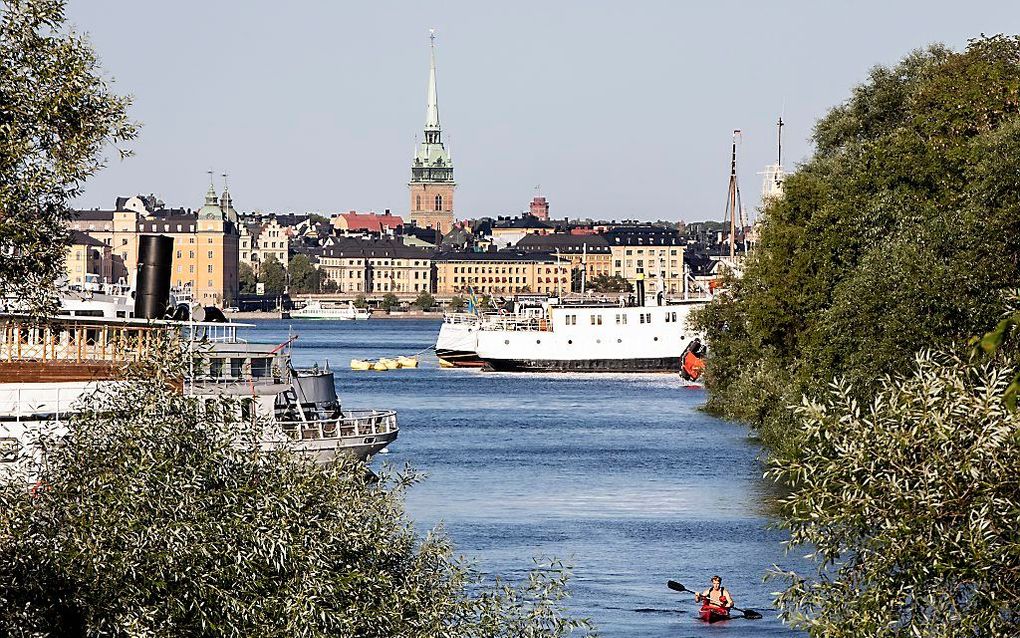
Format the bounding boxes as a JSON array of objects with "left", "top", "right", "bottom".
[{"left": 694, "top": 35, "right": 1020, "bottom": 636}]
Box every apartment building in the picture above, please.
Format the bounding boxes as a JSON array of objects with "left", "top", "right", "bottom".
[{"left": 434, "top": 251, "right": 570, "bottom": 296}]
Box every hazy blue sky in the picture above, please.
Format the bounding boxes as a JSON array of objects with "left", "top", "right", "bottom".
[{"left": 68, "top": 1, "right": 1019, "bottom": 222}]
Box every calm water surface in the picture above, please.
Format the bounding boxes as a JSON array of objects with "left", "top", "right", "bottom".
[{"left": 248, "top": 318, "right": 805, "bottom": 637}]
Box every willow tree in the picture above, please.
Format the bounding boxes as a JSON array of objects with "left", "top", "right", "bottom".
[
  {"left": 0, "top": 380, "right": 595, "bottom": 637},
  {"left": 0, "top": 0, "right": 137, "bottom": 312},
  {"left": 693, "top": 35, "right": 1020, "bottom": 454},
  {"left": 768, "top": 352, "right": 1020, "bottom": 637}
]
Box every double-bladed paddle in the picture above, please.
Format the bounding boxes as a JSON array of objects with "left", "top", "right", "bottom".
[{"left": 667, "top": 580, "right": 763, "bottom": 620}]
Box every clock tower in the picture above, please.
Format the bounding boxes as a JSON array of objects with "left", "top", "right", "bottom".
[{"left": 409, "top": 32, "right": 456, "bottom": 234}]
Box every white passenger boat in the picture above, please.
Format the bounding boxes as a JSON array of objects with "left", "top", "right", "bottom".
[
  {"left": 436, "top": 281, "right": 709, "bottom": 372},
  {"left": 291, "top": 300, "right": 371, "bottom": 321}
]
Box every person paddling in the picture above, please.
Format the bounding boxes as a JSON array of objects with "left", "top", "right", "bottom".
[{"left": 694, "top": 575, "right": 734, "bottom": 611}]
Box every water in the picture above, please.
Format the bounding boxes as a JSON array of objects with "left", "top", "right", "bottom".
[{"left": 246, "top": 318, "right": 806, "bottom": 637}]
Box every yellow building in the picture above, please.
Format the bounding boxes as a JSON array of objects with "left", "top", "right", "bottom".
[
  {"left": 64, "top": 231, "right": 112, "bottom": 287},
  {"left": 318, "top": 239, "right": 433, "bottom": 295},
  {"left": 515, "top": 234, "right": 612, "bottom": 291},
  {"left": 434, "top": 251, "right": 570, "bottom": 296},
  {"left": 605, "top": 227, "right": 685, "bottom": 295},
  {"left": 69, "top": 185, "right": 241, "bottom": 305}
]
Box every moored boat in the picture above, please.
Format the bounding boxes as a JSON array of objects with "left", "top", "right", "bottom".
[{"left": 291, "top": 299, "right": 371, "bottom": 321}]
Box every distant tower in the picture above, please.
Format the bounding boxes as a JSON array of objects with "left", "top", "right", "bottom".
[
  {"left": 529, "top": 196, "right": 549, "bottom": 221},
  {"left": 409, "top": 31, "right": 456, "bottom": 234}
]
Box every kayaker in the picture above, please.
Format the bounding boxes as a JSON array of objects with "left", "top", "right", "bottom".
[{"left": 694, "top": 575, "right": 734, "bottom": 610}]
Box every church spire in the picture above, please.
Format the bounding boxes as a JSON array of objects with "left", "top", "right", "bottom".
[{"left": 424, "top": 30, "right": 441, "bottom": 140}]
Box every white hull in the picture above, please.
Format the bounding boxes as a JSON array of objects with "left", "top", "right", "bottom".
[{"left": 437, "top": 301, "right": 706, "bottom": 372}]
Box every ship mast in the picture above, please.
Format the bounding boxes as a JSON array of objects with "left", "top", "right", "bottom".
[{"left": 723, "top": 130, "right": 745, "bottom": 258}]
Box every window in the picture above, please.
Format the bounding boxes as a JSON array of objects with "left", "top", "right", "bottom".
[
  {"left": 615, "top": 260, "right": 622, "bottom": 268},
  {"left": 176, "top": 250, "right": 182, "bottom": 258},
  {"left": 207, "top": 265, "right": 213, "bottom": 273},
  {"left": 435, "top": 194, "right": 443, "bottom": 211},
  {"left": 189, "top": 265, "right": 195, "bottom": 273},
  {"left": 416, "top": 195, "right": 421, "bottom": 210},
  {"left": 589, "top": 314, "right": 602, "bottom": 325},
  {"left": 189, "top": 251, "right": 195, "bottom": 258},
  {"left": 207, "top": 251, "right": 214, "bottom": 258}
]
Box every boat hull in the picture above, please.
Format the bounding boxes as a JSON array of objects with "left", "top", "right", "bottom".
[
  {"left": 483, "top": 356, "right": 682, "bottom": 372},
  {"left": 435, "top": 348, "right": 486, "bottom": 368},
  {"left": 699, "top": 605, "right": 730, "bottom": 623}
]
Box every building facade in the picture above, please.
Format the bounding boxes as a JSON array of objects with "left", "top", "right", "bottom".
[
  {"left": 408, "top": 36, "right": 456, "bottom": 234},
  {"left": 318, "top": 239, "right": 433, "bottom": 295},
  {"left": 64, "top": 231, "right": 112, "bottom": 287},
  {"left": 434, "top": 251, "right": 570, "bottom": 296},
  {"left": 605, "top": 226, "right": 685, "bottom": 295},
  {"left": 239, "top": 215, "right": 290, "bottom": 274},
  {"left": 515, "top": 234, "right": 612, "bottom": 292}
]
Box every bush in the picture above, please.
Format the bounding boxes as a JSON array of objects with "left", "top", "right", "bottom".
[
  {"left": 767, "top": 352, "right": 1020, "bottom": 637},
  {"left": 0, "top": 380, "right": 596, "bottom": 636},
  {"left": 413, "top": 290, "right": 436, "bottom": 311},
  {"left": 381, "top": 292, "right": 400, "bottom": 311}
]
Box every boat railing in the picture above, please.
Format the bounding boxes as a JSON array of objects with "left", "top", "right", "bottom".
[
  {"left": 0, "top": 319, "right": 166, "bottom": 364},
  {"left": 476, "top": 316, "right": 552, "bottom": 332},
  {"left": 279, "top": 409, "right": 398, "bottom": 442},
  {"left": 442, "top": 312, "right": 481, "bottom": 325},
  {"left": 0, "top": 385, "right": 83, "bottom": 423}
]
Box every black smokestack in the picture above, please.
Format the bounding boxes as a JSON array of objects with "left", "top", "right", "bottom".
[
  {"left": 636, "top": 276, "right": 646, "bottom": 307},
  {"left": 134, "top": 235, "right": 174, "bottom": 319}
]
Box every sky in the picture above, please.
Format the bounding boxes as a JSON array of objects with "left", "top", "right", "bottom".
[{"left": 68, "top": 1, "right": 1020, "bottom": 223}]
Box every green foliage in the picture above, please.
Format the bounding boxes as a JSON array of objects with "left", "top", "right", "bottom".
[
  {"left": 353, "top": 294, "right": 367, "bottom": 308},
  {"left": 587, "top": 274, "right": 632, "bottom": 293},
  {"left": 320, "top": 276, "right": 338, "bottom": 293},
  {"left": 258, "top": 255, "right": 286, "bottom": 296},
  {"left": 0, "top": 0, "right": 137, "bottom": 312},
  {"left": 381, "top": 292, "right": 400, "bottom": 311},
  {"left": 693, "top": 36, "right": 1020, "bottom": 454},
  {"left": 287, "top": 253, "right": 320, "bottom": 293},
  {"left": 238, "top": 261, "right": 257, "bottom": 294},
  {"left": 449, "top": 295, "right": 465, "bottom": 311},
  {"left": 0, "top": 381, "right": 595, "bottom": 636},
  {"left": 767, "top": 352, "right": 1020, "bottom": 637},
  {"left": 413, "top": 290, "right": 436, "bottom": 311}
]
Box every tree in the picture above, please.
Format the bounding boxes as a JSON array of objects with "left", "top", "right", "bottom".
[
  {"left": 353, "top": 293, "right": 367, "bottom": 308},
  {"left": 449, "top": 295, "right": 465, "bottom": 311},
  {"left": 320, "top": 276, "right": 338, "bottom": 293},
  {"left": 1, "top": 0, "right": 137, "bottom": 312},
  {"left": 238, "top": 262, "right": 257, "bottom": 294},
  {"left": 587, "top": 274, "right": 632, "bottom": 293},
  {"left": 0, "top": 379, "right": 596, "bottom": 636},
  {"left": 767, "top": 351, "right": 1020, "bottom": 637},
  {"left": 413, "top": 290, "right": 436, "bottom": 311},
  {"left": 380, "top": 292, "right": 400, "bottom": 311},
  {"left": 258, "top": 255, "right": 286, "bottom": 297},
  {"left": 287, "top": 254, "right": 319, "bottom": 293},
  {"left": 692, "top": 36, "right": 1020, "bottom": 454}
]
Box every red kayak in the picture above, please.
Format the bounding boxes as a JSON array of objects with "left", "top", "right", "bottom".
[{"left": 699, "top": 603, "right": 731, "bottom": 623}]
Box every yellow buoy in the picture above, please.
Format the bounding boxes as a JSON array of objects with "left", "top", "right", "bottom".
[
  {"left": 372, "top": 361, "right": 388, "bottom": 371},
  {"left": 379, "top": 357, "right": 400, "bottom": 370},
  {"left": 350, "top": 359, "right": 372, "bottom": 371},
  {"left": 396, "top": 356, "right": 418, "bottom": 368}
]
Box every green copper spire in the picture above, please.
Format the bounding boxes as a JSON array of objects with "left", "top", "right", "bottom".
[
  {"left": 199, "top": 170, "right": 225, "bottom": 220},
  {"left": 411, "top": 31, "right": 453, "bottom": 184},
  {"left": 425, "top": 30, "right": 440, "bottom": 132}
]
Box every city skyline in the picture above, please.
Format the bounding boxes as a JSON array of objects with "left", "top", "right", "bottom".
[{"left": 68, "top": 1, "right": 1019, "bottom": 221}]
